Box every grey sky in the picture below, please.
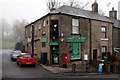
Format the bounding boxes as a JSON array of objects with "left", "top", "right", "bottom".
[{"left": 0, "top": 0, "right": 120, "bottom": 25}]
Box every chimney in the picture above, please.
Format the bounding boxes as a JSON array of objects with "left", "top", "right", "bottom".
[
  {"left": 92, "top": 0, "right": 98, "bottom": 13},
  {"left": 109, "top": 7, "right": 117, "bottom": 19}
]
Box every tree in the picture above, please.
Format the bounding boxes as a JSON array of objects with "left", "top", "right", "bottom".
[
  {"left": 2, "top": 19, "right": 12, "bottom": 41},
  {"left": 12, "top": 19, "right": 29, "bottom": 42},
  {"left": 46, "top": 0, "right": 91, "bottom": 11},
  {"left": 46, "top": 0, "right": 60, "bottom": 12},
  {"left": 63, "top": 0, "right": 90, "bottom": 9}
]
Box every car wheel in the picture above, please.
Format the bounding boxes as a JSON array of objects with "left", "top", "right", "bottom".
[
  {"left": 16, "top": 61, "right": 18, "bottom": 65},
  {"left": 33, "top": 64, "right": 36, "bottom": 67},
  {"left": 11, "top": 58, "right": 13, "bottom": 61},
  {"left": 18, "top": 63, "right": 22, "bottom": 67}
]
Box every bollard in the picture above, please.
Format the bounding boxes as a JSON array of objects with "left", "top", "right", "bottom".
[
  {"left": 86, "top": 63, "right": 90, "bottom": 72},
  {"left": 98, "top": 63, "right": 103, "bottom": 74},
  {"left": 72, "top": 63, "right": 76, "bottom": 73}
]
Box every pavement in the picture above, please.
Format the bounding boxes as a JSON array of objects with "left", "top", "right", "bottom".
[
  {"left": 40, "top": 64, "right": 73, "bottom": 73},
  {"left": 39, "top": 63, "right": 118, "bottom": 76},
  {"left": 39, "top": 64, "right": 99, "bottom": 75}
]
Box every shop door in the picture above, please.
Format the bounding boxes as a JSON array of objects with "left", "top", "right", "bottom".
[{"left": 51, "top": 45, "right": 59, "bottom": 64}]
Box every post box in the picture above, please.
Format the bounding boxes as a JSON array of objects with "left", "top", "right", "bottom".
[{"left": 63, "top": 53, "right": 67, "bottom": 68}]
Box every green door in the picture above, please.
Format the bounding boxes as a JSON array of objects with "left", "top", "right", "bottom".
[{"left": 70, "top": 43, "right": 81, "bottom": 60}]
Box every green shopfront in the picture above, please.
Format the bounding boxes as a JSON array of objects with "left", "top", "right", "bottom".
[
  {"left": 66, "top": 36, "right": 86, "bottom": 61},
  {"left": 40, "top": 36, "right": 86, "bottom": 65},
  {"left": 49, "top": 42, "right": 60, "bottom": 65}
]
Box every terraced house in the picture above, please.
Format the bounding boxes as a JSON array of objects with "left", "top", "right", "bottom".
[{"left": 25, "top": 2, "right": 115, "bottom": 67}]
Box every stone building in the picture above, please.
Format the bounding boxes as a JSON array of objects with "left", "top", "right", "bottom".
[
  {"left": 108, "top": 7, "right": 120, "bottom": 53},
  {"left": 25, "top": 2, "right": 113, "bottom": 66}
]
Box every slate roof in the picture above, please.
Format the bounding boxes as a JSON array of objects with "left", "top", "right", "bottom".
[
  {"left": 50, "top": 5, "right": 112, "bottom": 23},
  {"left": 106, "top": 17, "right": 120, "bottom": 28}
]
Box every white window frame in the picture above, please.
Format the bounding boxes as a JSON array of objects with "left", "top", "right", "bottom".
[
  {"left": 72, "top": 18, "right": 79, "bottom": 34},
  {"left": 101, "top": 46, "right": 107, "bottom": 60},
  {"left": 43, "top": 20, "right": 45, "bottom": 27},
  {"left": 101, "top": 26, "right": 107, "bottom": 39}
]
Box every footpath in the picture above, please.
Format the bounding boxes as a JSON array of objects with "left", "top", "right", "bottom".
[{"left": 39, "top": 64, "right": 102, "bottom": 76}]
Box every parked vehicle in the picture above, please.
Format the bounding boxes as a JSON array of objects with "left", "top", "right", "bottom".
[
  {"left": 11, "top": 50, "right": 21, "bottom": 61},
  {"left": 16, "top": 53, "right": 36, "bottom": 67}
]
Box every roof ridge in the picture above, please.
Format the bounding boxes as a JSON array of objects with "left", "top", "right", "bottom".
[{"left": 50, "top": 5, "right": 112, "bottom": 23}]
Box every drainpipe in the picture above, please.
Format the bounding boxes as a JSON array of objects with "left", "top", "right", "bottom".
[
  {"left": 31, "top": 24, "right": 34, "bottom": 55},
  {"left": 89, "top": 20, "right": 92, "bottom": 64}
]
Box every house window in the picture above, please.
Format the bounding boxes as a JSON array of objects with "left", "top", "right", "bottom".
[
  {"left": 101, "top": 46, "right": 107, "bottom": 60},
  {"left": 39, "top": 26, "right": 41, "bottom": 31},
  {"left": 42, "top": 20, "right": 46, "bottom": 35},
  {"left": 30, "top": 26, "right": 32, "bottom": 32},
  {"left": 101, "top": 26, "right": 107, "bottom": 38},
  {"left": 42, "top": 42, "right": 46, "bottom": 47},
  {"left": 72, "top": 18, "right": 79, "bottom": 34},
  {"left": 25, "top": 29, "right": 27, "bottom": 38},
  {"left": 43, "top": 20, "right": 45, "bottom": 27}
]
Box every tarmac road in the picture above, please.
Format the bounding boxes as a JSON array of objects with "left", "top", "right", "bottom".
[
  {"left": 1, "top": 49, "right": 120, "bottom": 80},
  {"left": 2, "top": 49, "right": 58, "bottom": 78}
]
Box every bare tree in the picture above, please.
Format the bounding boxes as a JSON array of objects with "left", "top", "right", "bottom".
[
  {"left": 64, "top": 0, "right": 90, "bottom": 9},
  {"left": 2, "top": 19, "right": 12, "bottom": 41},
  {"left": 46, "top": 0, "right": 91, "bottom": 12},
  {"left": 46, "top": 0, "right": 60, "bottom": 12}
]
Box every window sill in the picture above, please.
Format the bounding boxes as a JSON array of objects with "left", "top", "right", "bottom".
[{"left": 101, "top": 38, "right": 108, "bottom": 41}]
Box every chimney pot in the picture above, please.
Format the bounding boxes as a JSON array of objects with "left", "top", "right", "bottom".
[
  {"left": 112, "top": 7, "right": 114, "bottom": 11},
  {"left": 109, "top": 7, "right": 117, "bottom": 19},
  {"left": 92, "top": 1, "right": 98, "bottom": 13}
]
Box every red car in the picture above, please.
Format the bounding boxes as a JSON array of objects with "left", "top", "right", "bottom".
[{"left": 16, "top": 53, "right": 36, "bottom": 67}]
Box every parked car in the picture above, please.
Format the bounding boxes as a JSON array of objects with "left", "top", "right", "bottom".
[
  {"left": 16, "top": 53, "right": 36, "bottom": 67},
  {"left": 11, "top": 50, "right": 21, "bottom": 61}
]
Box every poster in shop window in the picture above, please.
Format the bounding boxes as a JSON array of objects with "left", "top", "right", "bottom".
[{"left": 70, "top": 43, "right": 81, "bottom": 60}]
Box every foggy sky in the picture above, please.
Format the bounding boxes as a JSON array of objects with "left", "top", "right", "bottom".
[{"left": 1, "top": 0, "right": 120, "bottom": 25}]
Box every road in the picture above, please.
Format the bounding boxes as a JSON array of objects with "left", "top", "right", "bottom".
[
  {"left": 1, "top": 49, "right": 120, "bottom": 80},
  {"left": 2, "top": 49, "right": 59, "bottom": 78}
]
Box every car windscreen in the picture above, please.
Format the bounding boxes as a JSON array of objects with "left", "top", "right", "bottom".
[
  {"left": 13, "top": 51, "right": 21, "bottom": 56},
  {"left": 23, "top": 54, "right": 32, "bottom": 58}
]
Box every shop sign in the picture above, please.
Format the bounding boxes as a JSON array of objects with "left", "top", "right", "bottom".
[
  {"left": 27, "top": 38, "right": 31, "bottom": 42},
  {"left": 66, "top": 37, "right": 86, "bottom": 42},
  {"left": 49, "top": 42, "right": 59, "bottom": 45},
  {"left": 40, "top": 38, "right": 47, "bottom": 42}
]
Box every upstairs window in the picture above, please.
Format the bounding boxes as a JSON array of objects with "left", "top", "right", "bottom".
[
  {"left": 43, "top": 20, "right": 45, "bottom": 27},
  {"left": 72, "top": 18, "right": 79, "bottom": 34},
  {"left": 101, "top": 26, "right": 107, "bottom": 38}
]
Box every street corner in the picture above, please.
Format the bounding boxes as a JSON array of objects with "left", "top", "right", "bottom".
[{"left": 39, "top": 64, "right": 72, "bottom": 74}]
